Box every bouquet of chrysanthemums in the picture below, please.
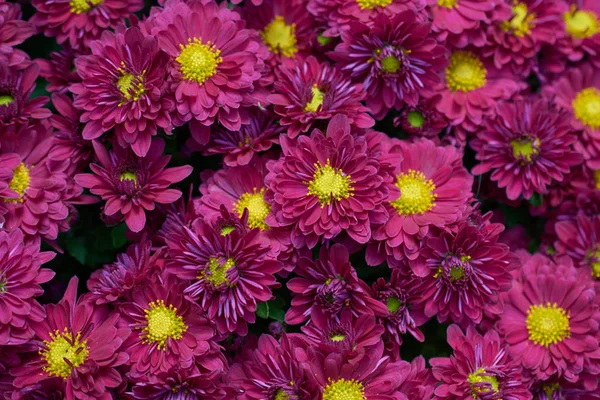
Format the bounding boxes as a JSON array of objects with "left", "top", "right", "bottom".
[{"left": 1, "top": 0, "right": 600, "bottom": 398}]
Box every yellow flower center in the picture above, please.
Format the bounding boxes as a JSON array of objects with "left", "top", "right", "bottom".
[
  {"left": 502, "top": 2, "right": 535, "bottom": 37},
  {"left": 564, "top": 5, "right": 600, "bottom": 39},
  {"left": 117, "top": 65, "right": 145, "bottom": 104},
  {"left": 573, "top": 87, "right": 600, "bottom": 129},
  {"left": 386, "top": 297, "right": 401, "bottom": 314},
  {"left": 390, "top": 169, "right": 437, "bottom": 215},
  {"left": 445, "top": 51, "right": 487, "bottom": 92},
  {"left": 449, "top": 265, "right": 466, "bottom": 281},
  {"left": 330, "top": 333, "right": 346, "bottom": 342},
  {"left": 381, "top": 55, "right": 401, "bottom": 73},
  {"left": 0, "top": 95, "right": 13, "bottom": 106},
  {"left": 511, "top": 138, "right": 540, "bottom": 163},
  {"left": 69, "top": 0, "right": 103, "bottom": 14},
  {"left": 221, "top": 225, "right": 236, "bottom": 236},
  {"left": 0, "top": 280, "right": 6, "bottom": 293},
  {"left": 594, "top": 170, "right": 600, "bottom": 190},
  {"left": 437, "top": 0, "right": 458, "bottom": 8},
  {"left": 323, "top": 378, "right": 366, "bottom": 400},
  {"left": 543, "top": 383, "right": 560, "bottom": 398},
  {"left": 6, "top": 163, "right": 30, "bottom": 203},
  {"left": 526, "top": 302, "right": 571, "bottom": 347},
  {"left": 468, "top": 368, "right": 499, "bottom": 398},
  {"left": 304, "top": 84, "right": 325, "bottom": 113},
  {"left": 306, "top": 160, "right": 354, "bottom": 206},
  {"left": 260, "top": 16, "right": 298, "bottom": 58},
  {"left": 275, "top": 390, "right": 289, "bottom": 400},
  {"left": 203, "top": 257, "right": 236, "bottom": 287},
  {"left": 407, "top": 111, "right": 425, "bottom": 128},
  {"left": 356, "top": 0, "right": 392, "bottom": 10},
  {"left": 40, "top": 328, "right": 89, "bottom": 379},
  {"left": 119, "top": 170, "right": 137, "bottom": 184},
  {"left": 233, "top": 188, "right": 271, "bottom": 230},
  {"left": 176, "top": 38, "right": 223, "bottom": 85},
  {"left": 142, "top": 300, "right": 188, "bottom": 350}
]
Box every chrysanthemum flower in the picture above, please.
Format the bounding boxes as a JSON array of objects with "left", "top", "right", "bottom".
[
  {"left": 285, "top": 244, "right": 387, "bottom": 325},
  {"left": 71, "top": 27, "right": 174, "bottom": 157},
  {"left": 555, "top": 214, "right": 600, "bottom": 279},
  {"left": 130, "top": 366, "right": 227, "bottom": 400},
  {"left": 0, "top": 0, "right": 34, "bottom": 67},
  {"left": 146, "top": 0, "right": 268, "bottom": 132},
  {"left": 75, "top": 138, "right": 193, "bottom": 232},
  {"left": 330, "top": 11, "right": 446, "bottom": 119},
  {"left": 11, "top": 277, "right": 130, "bottom": 400},
  {"left": 497, "top": 253, "right": 600, "bottom": 384},
  {"left": 393, "top": 97, "right": 448, "bottom": 139},
  {"left": 431, "top": 325, "right": 531, "bottom": 400},
  {"left": 119, "top": 271, "right": 222, "bottom": 377},
  {"left": 529, "top": 378, "right": 600, "bottom": 400},
  {"left": 0, "top": 229, "right": 54, "bottom": 345},
  {"left": 268, "top": 56, "right": 374, "bottom": 137},
  {"left": 229, "top": 334, "right": 317, "bottom": 400},
  {"left": 37, "top": 48, "right": 81, "bottom": 94},
  {"left": 397, "top": 356, "right": 436, "bottom": 400},
  {"left": 472, "top": 98, "right": 581, "bottom": 201},
  {"left": 166, "top": 215, "right": 283, "bottom": 336},
  {"left": 367, "top": 139, "right": 473, "bottom": 273},
  {"left": 30, "top": 0, "right": 143, "bottom": 51},
  {"left": 8, "top": 377, "right": 67, "bottom": 400},
  {"left": 266, "top": 115, "right": 395, "bottom": 248}
]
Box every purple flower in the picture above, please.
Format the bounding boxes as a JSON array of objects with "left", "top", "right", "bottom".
[
  {"left": 37, "top": 48, "right": 81, "bottom": 94},
  {"left": 130, "top": 366, "right": 227, "bottom": 400},
  {"left": 0, "top": 0, "right": 34, "bottom": 67}
]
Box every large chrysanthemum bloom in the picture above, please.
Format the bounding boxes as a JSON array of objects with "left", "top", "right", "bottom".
[
  {"left": 268, "top": 56, "right": 374, "bottom": 137},
  {"left": 75, "top": 138, "right": 193, "bottom": 233},
  {"left": 329, "top": 11, "right": 446, "bottom": 119},
  {"left": 0, "top": 0, "right": 34, "bottom": 68},
  {"left": 228, "top": 334, "right": 317, "bottom": 400},
  {"left": 471, "top": 98, "right": 581, "bottom": 201},
  {"left": 71, "top": 27, "right": 174, "bottom": 157},
  {"left": 431, "top": 325, "right": 531, "bottom": 400},
  {"left": 37, "top": 48, "right": 81, "bottom": 94},
  {"left": 146, "top": 0, "right": 268, "bottom": 133},
  {"left": 433, "top": 48, "right": 525, "bottom": 141},
  {"left": 555, "top": 214, "right": 600, "bottom": 279},
  {"left": 266, "top": 115, "right": 395, "bottom": 248},
  {"left": 30, "top": 0, "right": 143, "bottom": 51},
  {"left": 166, "top": 215, "right": 283, "bottom": 337},
  {"left": 0, "top": 62, "right": 51, "bottom": 135},
  {"left": 0, "top": 229, "right": 54, "bottom": 346},
  {"left": 543, "top": 64, "right": 600, "bottom": 169},
  {"left": 367, "top": 139, "right": 473, "bottom": 272},
  {"left": 285, "top": 244, "right": 387, "bottom": 325},
  {"left": 393, "top": 97, "right": 449, "bottom": 139},
  {"left": 371, "top": 269, "right": 428, "bottom": 346},
  {"left": 497, "top": 254, "right": 600, "bottom": 385},
  {"left": 196, "top": 109, "right": 283, "bottom": 167},
  {"left": 482, "top": 0, "right": 563, "bottom": 76},
  {"left": 11, "top": 277, "right": 130, "bottom": 400},
  {"left": 87, "top": 239, "right": 161, "bottom": 305},
  {"left": 119, "top": 272, "right": 222, "bottom": 378}
]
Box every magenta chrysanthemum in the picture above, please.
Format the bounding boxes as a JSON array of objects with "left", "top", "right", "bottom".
[
  {"left": 130, "top": 366, "right": 227, "bottom": 400},
  {"left": 37, "top": 48, "right": 81, "bottom": 95},
  {"left": 555, "top": 214, "right": 600, "bottom": 279},
  {"left": 393, "top": 97, "right": 449, "bottom": 139},
  {"left": 0, "top": 0, "right": 34, "bottom": 68}
]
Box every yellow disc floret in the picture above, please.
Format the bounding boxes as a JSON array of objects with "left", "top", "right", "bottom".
[
  {"left": 306, "top": 160, "right": 354, "bottom": 206},
  {"left": 176, "top": 38, "right": 223, "bottom": 85},
  {"left": 7, "top": 162, "right": 30, "bottom": 203},
  {"left": 573, "top": 87, "right": 600, "bottom": 129},
  {"left": 142, "top": 299, "right": 188, "bottom": 350},
  {"left": 564, "top": 5, "right": 600, "bottom": 39},
  {"left": 323, "top": 378, "right": 366, "bottom": 400},
  {"left": 390, "top": 169, "right": 437, "bottom": 215},
  {"left": 437, "top": 0, "right": 458, "bottom": 8},
  {"left": 69, "top": 0, "right": 103, "bottom": 14},
  {"left": 117, "top": 63, "right": 145, "bottom": 104},
  {"left": 468, "top": 368, "right": 500, "bottom": 398},
  {"left": 261, "top": 16, "right": 298, "bottom": 58},
  {"left": 275, "top": 390, "right": 289, "bottom": 400},
  {"left": 203, "top": 257, "right": 236, "bottom": 287},
  {"left": 593, "top": 169, "right": 600, "bottom": 190},
  {"left": 356, "top": 0, "right": 392, "bottom": 10},
  {"left": 119, "top": 170, "right": 137, "bottom": 184},
  {"left": 526, "top": 302, "right": 571, "bottom": 347},
  {"left": 304, "top": 84, "right": 325, "bottom": 113},
  {"left": 233, "top": 188, "right": 271, "bottom": 230},
  {"left": 0, "top": 95, "right": 13, "bottom": 106},
  {"left": 502, "top": 2, "right": 536, "bottom": 37},
  {"left": 511, "top": 138, "right": 540, "bottom": 163},
  {"left": 445, "top": 51, "right": 487, "bottom": 92},
  {"left": 40, "top": 328, "right": 89, "bottom": 379}
]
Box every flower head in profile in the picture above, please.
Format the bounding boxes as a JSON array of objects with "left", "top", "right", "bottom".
[
  {"left": 37, "top": 48, "right": 81, "bottom": 94},
  {"left": 393, "top": 97, "right": 448, "bottom": 139},
  {"left": 75, "top": 138, "right": 193, "bottom": 232}
]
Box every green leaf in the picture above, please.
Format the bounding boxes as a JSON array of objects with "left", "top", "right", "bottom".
[
  {"left": 256, "top": 302, "right": 269, "bottom": 319},
  {"left": 529, "top": 193, "right": 543, "bottom": 207},
  {"left": 66, "top": 236, "right": 87, "bottom": 265},
  {"left": 111, "top": 224, "right": 128, "bottom": 249}
]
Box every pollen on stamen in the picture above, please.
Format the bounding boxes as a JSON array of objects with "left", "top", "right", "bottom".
[
  {"left": 305, "top": 160, "right": 354, "bottom": 206},
  {"left": 445, "top": 51, "right": 487, "bottom": 93},
  {"left": 141, "top": 299, "right": 188, "bottom": 350},
  {"left": 233, "top": 188, "right": 271, "bottom": 230},
  {"left": 260, "top": 16, "right": 298, "bottom": 58},
  {"left": 176, "top": 37, "right": 223, "bottom": 86},
  {"left": 323, "top": 378, "right": 365, "bottom": 400},
  {"left": 526, "top": 302, "right": 571, "bottom": 347},
  {"left": 356, "top": 0, "right": 392, "bottom": 10},
  {"left": 390, "top": 169, "right": 437, "bottom": 216},
  {"left": 572, "top": 87, "right": 600, "bottom": 129},
  {"left": 40, "top": 328, "right": 89, "bottom": 379}
]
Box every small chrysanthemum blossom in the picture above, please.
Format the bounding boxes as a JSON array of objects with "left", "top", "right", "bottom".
[
  {"left": 166, "top": 215, "right": 283, "bottom": 337},
  {"left": 30, "top": 0, "right": 143, "bottom": 51},
  {"left": 37, "top": 48, "right": 81, "bottom": 94},
  {"left": 433, "top": 49, "right": 525, "bottom": 142},
  {"left": 393, "top": 97, "right": 449, "bottom": 139},
  {"left": 119, "top": 272, "right": 223, "bottom": 378},
  {"left": 75, "top": 138, "right": 193, "bottom": 233},
  {"left": 146, "top": 0, "right": 269, "bottom": 133},
  {"left": 555, "top": 214, "right": 600, "bottom": 279},
  {"left": 71, "top": 27, "right": 175, "bottom": 157},
  {"left": 529, "top": 378, "right": 600, "bottom": 400},
  {"left": 498, "top": 253, "right": 600, "bottom": 383},
  {"left": 229, "top": 334, "right": 318, "bottom": 400},
  {"left": 367, "top": 139, "right": 473, "bottom": 274},
  {"left": 268, "top": 56, "right": 374, "bottom": 138},
  {"left": 0, "top": 0, "right": 34, "bottom": 67},
  {"left": 0, "top": 229, "right": 54, "bottom": 345},
  {"left": 266, "top": 115, "right": 395, "bottom": 248},
  {"left": 472, "top": 98, "right": 582, "bottom": 201},
  {"left": 285, "top": 244, "right": 387, "bottom": 325},
  {"left": 431, "top": 325, "right": 532, "bottom": 400},
  {"left": 482, "top": 0, "right": 563, "bottom": 75},
  {"left": 11, "top": 277, "right": 130, "bottom": 400},
  {"left": 130, "top": 366, "right": 227, "bottom": 400},
  {"left": 330, "top": 11, "right": 446, "bottom": 119},
  {"left": 543, "top": 63, "right": 600, "bottom": 169}
]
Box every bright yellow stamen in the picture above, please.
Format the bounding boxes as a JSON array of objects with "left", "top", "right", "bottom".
[
  {"left": 356, "top": 0, "right": 392, "bottom": 10},
  {"left": 381, "top": 55, "right": 401, "bottom": 73},
  {"left": 330, "top": 334, "right": 346, "bottom": 342},
  {"left": 203, "top": 257, "right": 236, "bottom": 287},
  {"left": 502, "top": 2, "right": 535, "bottom": 37},
  {"left": 141, "top": 300, "right": 187, "bottom": 350},
  {"left": 0, "top": 95, "right": 13, "bottom": 106},
  {"left": 386, "top": 297, "right": 401, "bottom": 314},
  {"left": 119, "top": 170, "right": 137, "bottom": 184},
  {"left": 526, "top": 302, "right": 571, "bottom": 347},
  {"left": 233, "top": 188, "right": 271, "bottom": 230},
  {"left": 69, "top": 0, "right": 103, "bottom": 14},
  {"left": 304, "top": 84, "right": 325, "bottom": 113},
  {"left": 40, "top": 328, "right": 89, "bottom": 379},
  {"left": 323, "top": 378, "right": 365, "bottom": 400},
  {"left": 511, "top": 138, "right": 540, "bottom": 163},
  {"left": 573, "top": 87, "right": 600, "bottom": 129},
  {"left": 305, "top": 160, "right": 354, "bottom": 206},
  {"left": 6, "top": 163, "right": 30, "bottom": 203},
  {"left": 594, "top": 170, "right": 600, "bottom": 190},
  {"left": 437, "top": 0, "right": 457, "bottom": 8},
  {"left": 221, "top": 226, "right": 235, "bottom": 236},
  {"left": 564, "top": 5, "right": 600, "bottom": 39},
  {"left": 468, "top": 368, "right": 499, "bottom": 398},
  {"left": 275, "top": 390, "right": 289, "bottom": 400},
  {"left": 390, "top": 169, "right": 437, "bottom": 215},
  {"left": 260, "top": 16, "right": 298, "bottom": 58},
  {"left": 176, "top": 38, "right": 222, "bottom": 85},
  {"left": 117, "top": 63, "right": 145, "bottom": 104},
  {"left": 445, "top": 51, "right": 487, "bottom": 92}
]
